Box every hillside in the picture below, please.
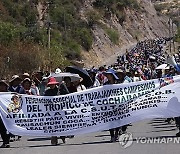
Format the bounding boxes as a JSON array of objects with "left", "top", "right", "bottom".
[
  {"left": 153, "top": 0, "right": 179, "bottom": 43},
  {"left": 0, "top": 0, "right": 178, "bottom": 77},
  {"left": 81, "top": 0, "right": 175, "bottom": 67}
]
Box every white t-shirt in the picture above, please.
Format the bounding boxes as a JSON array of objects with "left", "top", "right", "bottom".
[{"left": 77, "top": 84, "right": 86, "bottom": 92}]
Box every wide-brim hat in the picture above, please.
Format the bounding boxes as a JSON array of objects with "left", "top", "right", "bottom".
[
  {"left": 0, "top": 80, "right": 9, "bottom": 87},
  {"left": 47, "top": 77, "right": 59, "bottom": 85},
  {"left": 116, "top": 69, "right": 124, "bottom": 74},
  {"left": 9, "top": 75, "right": 22, "bottom": 83},
  {"left": 103, "top": 68, "right": 119, "bottom": 80},
  {"left": 22, "top": 73, "right": 30, "bottom": 77},
  {"left": 22, "top": 78, "right": 32, "bottom": 85}
]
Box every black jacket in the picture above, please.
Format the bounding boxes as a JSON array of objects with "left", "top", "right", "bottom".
[{"left": 44, "top": 86, "right": 59, "bottom": 96}]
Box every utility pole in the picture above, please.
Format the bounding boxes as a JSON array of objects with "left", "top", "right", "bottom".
[
  {"left": 46, "top": 1, "right": 53, "bottom": 72},
  {"left": 168, "top": 17, "right": 172, "bottom": 53},
  {"left": 46, "top": 1, "right": 51, "bottom": 49},
  {"left": 171, "top": 18, "right": 176, "bottom": 53},
  {"left": 63, "top": 7, "right": 67, "bottom": 40},
  {"left": 168, "top": 17, "right": 176, "bottom": 54},
  {"left": 47, "top": 20, "right": 52, "bottom": 72},
  {"left": 47, "top": 21, "right": 51, "bottom": 49}
]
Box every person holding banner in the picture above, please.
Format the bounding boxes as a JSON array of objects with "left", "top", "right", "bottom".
[
  {"left": 8, "top": 75, "right": 22, "bottom": 93},
  {"left": 63, "top": 77, "right": 77, "bottom": 93},
  {"left": 116, "top": 69, "right": 129, "bottom": 135},
  {"left": 8, "top": 75, "right": 23, "bottom": 142},
  {"left": 88, "top": 69, "right": 101, "bottom": 88},
  {"left": 0, "top": 80, "right": 10, "bottom": 148},
  {"left": 19, "top": 78, "right": 37, "bottom": 95},
  {"left": 123, "top": 69, "right": 133, "bottom": 83},
  {"left": 44, "top": 77, "right": 66, "bottom": 145},
  {"left": 32, "top": 71, "right": 45, "bottom": 96},
  {"left": 103, "top": 68, "right": 120, "bottom": 142},
  {"left": 18, "top": 77, "right": 37, "bottom": 141},
  {"left": 74, "top": 77, "right": 86, "bottom": 92}
]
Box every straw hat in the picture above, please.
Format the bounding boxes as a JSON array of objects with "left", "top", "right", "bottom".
[{"left": 22, "top": 78, "right": 32, "bottom": 85}]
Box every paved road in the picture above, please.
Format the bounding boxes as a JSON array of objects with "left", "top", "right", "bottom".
[{"left": 1, "top": 118, "right": 180, "bottom": 154}]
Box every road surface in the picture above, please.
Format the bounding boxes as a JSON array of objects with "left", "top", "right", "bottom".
[{"left": 1, "top": 118, "right": 180, "bottom": 154}]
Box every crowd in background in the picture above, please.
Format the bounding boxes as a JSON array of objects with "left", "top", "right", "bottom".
[{"left": 1, "top": 37, "right": 180, "bottom": 148}]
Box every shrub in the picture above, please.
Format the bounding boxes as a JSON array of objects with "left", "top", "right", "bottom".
[
  {"left": 93, "top": 0, "right": 139, "bottom": 10},
  {"left": 20, "top": 27, "right": 48, "bottom": 46},
  {"left": 86, "top": 10, "right": 101, "bottom": 27},
  {"left": 1, "top": 0, "right": 37, "bottom": 24},
  {"left": 0, "top": 41, "right": 43, "bottom": 74},
  {"left": 63, "top": 39, "right": 81, "bottom": 60},
  {"left": 74, "top": 28, "right": 93, "bottom": 51},
  {"left": 154, "top": 4, "right": 165, "bottom": 13},
  {"left": 0, "top": 0, "right": 95, "bottom": 75},
  {"left": 93, "top": 0, "right": 139, "bottom": 24},
  {"left": 175, "top": 27, "right": 180, "bottom": 43},
  {"left": 104, "top": 27, "right": 119, "bottom": 45},
  {"left": 0, "top": 22, "right": 19, "bottom": 45}
]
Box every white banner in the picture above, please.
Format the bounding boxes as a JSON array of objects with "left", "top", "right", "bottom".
[{"left": 1, "top": 76, "right": 180, "bottom": 136}]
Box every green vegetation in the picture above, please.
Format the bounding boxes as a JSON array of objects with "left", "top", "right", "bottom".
[
  {"left": 0, "top": 0, "right": 140, "bottom": 76},
  {"left": 154, "top": 1, "right": 179, "bottom": 43},
  {"left": 104, "top": 26, "right": 119, "bottom": 45},
  {"left": 86, "top": 10, "right": 101, "bottom": 27},
  {"left": 93, "top": 0, "right": 139, "bottom": 9},
  {"left": 49, "top": 0, "right": 93, "bottom": 51},
  {"left": 0, "top": 22, "right": 19, "bottom": 45},
  {"left": 0, "top": 0, "right": 93, "bottom": 76},
  {"left": 154, "top": 3, "right": 165, "bottom": 13},
  {"left": 0, "top": 0, "right": 37, "bottom": 25},
  {"left": 93, "top": 0, "right": 139, "bottom": 24},
  {"left": 175, "top": 27, "right": 180, "bottom": 43}
]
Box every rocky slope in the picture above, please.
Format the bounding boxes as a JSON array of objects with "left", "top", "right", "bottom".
[{"left": 80, "top": 0, "right": 171, "bottom": 67}]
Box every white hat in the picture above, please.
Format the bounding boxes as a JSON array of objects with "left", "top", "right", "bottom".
[
  {"left": 55, "top": 68, "right": 62, "bottom": 74},
  {"left": 9, "top": 75, "right": 22, "bottom": 83}
]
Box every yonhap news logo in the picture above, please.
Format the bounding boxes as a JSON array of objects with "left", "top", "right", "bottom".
[
  {"left": 119, "top": 133, "right": 133, "bottom": 148},
  {"left": 119, "top": 132, "right": 180, "bottom": 148}
]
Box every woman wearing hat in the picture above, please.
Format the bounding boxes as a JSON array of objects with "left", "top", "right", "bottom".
[
  {"left": 32, "top": 71, "right": 44, "bottom": 96},
  {"left": 21, "top": 73, "right": 30, "bottom": 80},
  {"left": 73, "top": 77, "right": 86, "bottom": 92},
  {"left": 0, "top": 80, "right": 10, "bottom": 148},
  {"left": 44, "top": 77, "right": 59, "bottom": 96},
  {"left": 89, "top": 70, "right": 100, "bottom": 88},
  {"left": 103, "top": 69, "right": 120, "bottom": 142},
  {"left": 44, "top": 77, "right": 66, "bottom": 145},
  {"left": 19, "top": 78, "right": 37, "bottom": 95},
  {"left": 14, "top": 78, "right": 37, "bottom": 141},
  {"left": 5, "top": 76, "right": 21, "bottom": 141},
  {"left": 103, "top": 68, "right": 119, "bottom": 85},
  {"left": 8, "top": 75, "right": 22, "bottom": 93}
]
